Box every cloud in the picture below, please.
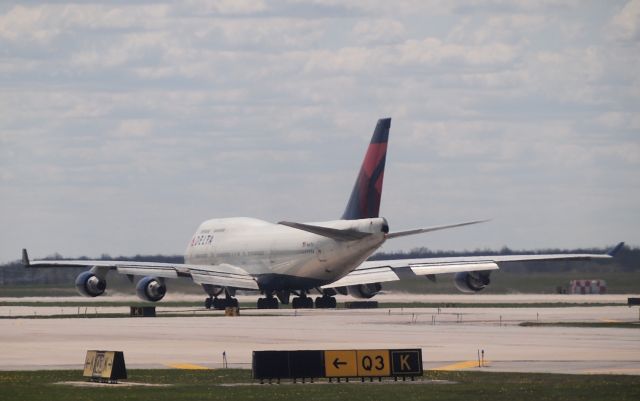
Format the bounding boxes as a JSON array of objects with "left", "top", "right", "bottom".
[
  {"left": 0, "top": 5, "right": 60, "bottom": 43},
  {"left": 351, "top": 19, "right": 407, "bottom": 45},
  {"left": 609, "top": 0, "right": 640, "bottom": 40},
  {"left": 594, "top": 111, "right": 640, "bottom": 131},
  {"left": 448, "top": 14, "right": 547, "bottom": 44},
  {"left": 301, "top": 38, "right": 518, "bottom": 77},
  {"left": 398, "top": 38, "right": 517, "bottom": 66},
  {"left": 0, "top": 4, "right": 170, "bottom": 43},
  {"left": 71, "top": 31, "right": 170, "bottom": 69},
  {"left": 177, "top": 0, "right": 268, "bottom": 15},
  {"left": 0, "top": 1, "right": 638, "bottom": 262},
  {"left": 113, "top": 119, "right": 154, "bottom": 138}
]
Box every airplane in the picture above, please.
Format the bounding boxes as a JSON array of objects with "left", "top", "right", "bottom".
[{"left": 22, "top": 118, "right": 623, "bottom": 310}]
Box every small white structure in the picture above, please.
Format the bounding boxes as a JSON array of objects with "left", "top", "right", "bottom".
[{"left": 569, "top": 279, "right": 607, "bottom": 294}]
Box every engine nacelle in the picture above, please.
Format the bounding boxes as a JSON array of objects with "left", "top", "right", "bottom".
[
  {"left": 454, "top": 271, "right": 491, "bottom": 293},
  {"left": 347, "top": 283, "right": 382, "bottom": 299},
  {"left": 136, "top": 276, "right": 167, "bottom": 302},
  {"left": 75, "top": 271, "right": 106, "bottom": 297}
]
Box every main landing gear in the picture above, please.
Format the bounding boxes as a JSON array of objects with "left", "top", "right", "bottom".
[
  {"left": 314, "top": 295, "right": 337, "bottom": 309},
  {"left": 312, "top": 288, "right": 338, "bottom": 309},
  {"left": 257, "top": 296, "right": 279, "bottom": 309},
  {"left": 291, "top": 295, "right": 314, "bottom": 309},
  {"left": 275, "top": 289, "right": 337, "bottom": 309},
  {"left": 204, "top": 287, "right": 239, "bottom": 310},
  {"left": 203, "top": 285, "right": 238, "bottom": 310},
  {"left": 203, "top": 287, "right": 338, "bottom": 310},
  {"left": 205, "top": 296, "right": 239, "bottom": 310}
]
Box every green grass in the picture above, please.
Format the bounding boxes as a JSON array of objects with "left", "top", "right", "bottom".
[
  {"left": 0, "top": 369, "right": 639, "bottom": 401},
  {"left": 0, "top": 286, "right": 80, "bottom": 298}
]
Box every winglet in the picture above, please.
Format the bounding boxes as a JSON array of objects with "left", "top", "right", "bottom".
[
  {"left": 607, "top": 242, "right": 625, "bottom": 257},
  {"left": 22, "top": 249, "right": 30, "bottom": 267}
]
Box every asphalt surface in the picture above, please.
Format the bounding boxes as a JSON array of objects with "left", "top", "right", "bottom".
[{"left": 1, "top": 294, "right": 639, "bottom": 375}]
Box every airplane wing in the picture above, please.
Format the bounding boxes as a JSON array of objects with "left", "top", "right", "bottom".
[
  {"left": 22, "top": 250, "right": 259, "bottom": 290},
  {"left": 322, "top": 243, "right": 624, "bottom": 289}
]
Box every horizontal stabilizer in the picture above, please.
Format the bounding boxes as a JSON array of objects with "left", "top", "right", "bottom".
[
  {"left": 278, "top": 221, "right": 372, "bottom": 241},
  {"left": 386, "top": 219, "right": 489, "bottom": 239}
]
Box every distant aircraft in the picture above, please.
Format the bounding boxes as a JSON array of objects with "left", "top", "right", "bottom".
[{"left": 22, "top": 118, "right": 623, "bottom": 309}]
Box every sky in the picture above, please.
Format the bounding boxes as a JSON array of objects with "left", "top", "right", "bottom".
[{"left": 1, "top": 0, "right": 639, "bottom": 263}]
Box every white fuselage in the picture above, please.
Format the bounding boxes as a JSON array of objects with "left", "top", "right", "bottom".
[{"left": 184, "top": 217, "right": 387, "bottom": 291}]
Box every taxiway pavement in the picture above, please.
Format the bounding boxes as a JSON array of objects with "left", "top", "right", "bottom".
[{"left": 1, "top": 294, "right": 638, "bottom": 375}]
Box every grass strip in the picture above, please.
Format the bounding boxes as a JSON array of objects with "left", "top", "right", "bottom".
[
  {"left": 1, "top": 369, "right": 639, "bottom": 401},
  {"left": 0, "top": 301, "right": 624, "bottom": 308}
]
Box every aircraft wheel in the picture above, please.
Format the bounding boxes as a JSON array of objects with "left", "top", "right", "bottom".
[
  {"left": 268, "top": 297, "right": 279, "bottom": 309},
  {"left": 292, "top": 296, "right": 313, "bottom": 309},
  {"left": 315, "top": 296, "right": 337, "bottom": 309},
  {"left": 303, "top": 297, "right": 313, "bottom": 309},
  {"left": 213, "top": 298, "right": 225, "bottom": 310},
  {"left": 205, "top": 297, "right": 213, "bottom": 309},
  {"left": 258, "top": 298, "right": 277, "bottom": 309}
]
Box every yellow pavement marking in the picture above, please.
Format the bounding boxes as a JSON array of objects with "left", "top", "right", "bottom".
[
  {"left": 167, "top": 363, "right": 211, "bottom": 370},
  {"left": 600, "top": 319, "right": 621, "bottom": 323},
  {"left": 430, "top": 360, "right": 486, "bottom": 371}
]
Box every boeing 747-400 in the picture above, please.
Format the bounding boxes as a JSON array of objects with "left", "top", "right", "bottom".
[{"left": 22, "top": 118, "right": 622, "bottom": 309}]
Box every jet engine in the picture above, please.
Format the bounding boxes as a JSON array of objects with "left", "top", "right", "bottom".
[
  {"left": 347, "top": 283, "right": 382, "bottom": 299},
  {"left": 454, "top": 271, "right": 491, "bottom": 293},
  {"left": 75, "top": 271, "right": 106, "bottom": 297},
  {"left": 136, "top": 276, "right": 167, "bottom": 302}
]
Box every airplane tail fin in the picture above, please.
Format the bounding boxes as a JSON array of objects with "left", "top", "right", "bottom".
[{"left": 342, "top": 118, "right": 391, "bottom": 220}]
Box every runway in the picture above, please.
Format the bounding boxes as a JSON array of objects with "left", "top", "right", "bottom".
[{"left": 1, "top": 294, "right": 639, "bottom": 375}]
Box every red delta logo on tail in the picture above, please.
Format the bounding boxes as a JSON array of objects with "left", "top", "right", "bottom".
[{"left": 342, "top": 118, "right": 391, "bottom": 220}]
